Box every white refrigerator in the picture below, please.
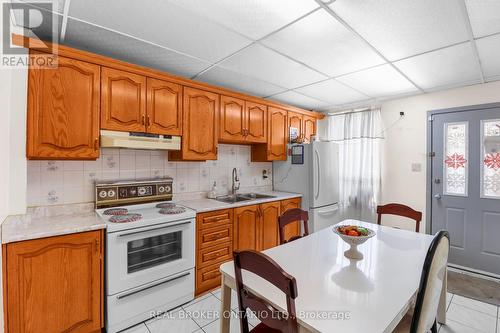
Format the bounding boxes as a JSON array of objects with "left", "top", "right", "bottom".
[{"left": 273, "top": 141, "right": 339, "bottom": 232}]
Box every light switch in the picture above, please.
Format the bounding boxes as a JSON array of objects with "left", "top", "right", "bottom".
[{"left": 411, "top": 163, "right": 422, "bottom": 172}]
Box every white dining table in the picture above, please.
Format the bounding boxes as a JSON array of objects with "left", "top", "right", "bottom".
[{"left": 219, "top": 220, "right": 447, "bottom": 333}]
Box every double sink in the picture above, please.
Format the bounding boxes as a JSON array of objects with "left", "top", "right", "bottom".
[{"left": 214, "top": 193, "right": 277, "bottom": 204}]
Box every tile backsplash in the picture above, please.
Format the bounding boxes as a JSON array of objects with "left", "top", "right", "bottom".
[{"left": 27, "top": 144, "right": 272, "bottom": 206}]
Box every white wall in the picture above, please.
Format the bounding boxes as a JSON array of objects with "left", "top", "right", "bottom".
[{"left": 380, "top": 81, "right": 500, "bottom": 232}]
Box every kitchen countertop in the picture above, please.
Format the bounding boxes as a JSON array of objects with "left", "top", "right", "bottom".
[
  {"left": 178, "top": 191, "right": 301, "bottom": 213},
  {"left": 1, "top": 191, "right": 301, "bottom": 244},
  {"left": 2, "top": 204, "right": 106, "bottom": 244}
]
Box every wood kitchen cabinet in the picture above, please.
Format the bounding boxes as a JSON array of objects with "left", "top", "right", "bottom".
[
  {"left": 251, "top": 107, "right": 288, "bottom": 161},
  {"left": 101, "top": 67, "right": 147, "bottom": 132},
  {"left": 288, "top": 111, "right": 303, "bottom": 141},
  {"left": 27, "top": 54, "right": 100, "bottom": 160},
  {"left": 233, "top": 205, "right": 261, "bottom": 251},
  {"left": 169, "top": 87, "right": 219, "bottom": 161},
  {"left": 219, "top": 96, "right": 267, "bottom": 144},
  {"left": 302, "top": 115, "right": 317, "bottom": 143},
  {"left": 146, "top": 77, "right": 182, "bottom": 135},
  {"left": 260, "top": 201, "right": 281, "bottom": 250},
  {"left": 280, "top": 198, "right": 302, "bottom": 242},
  {"left": 3, "top": 230, "right": 104, "bottom": 333}
]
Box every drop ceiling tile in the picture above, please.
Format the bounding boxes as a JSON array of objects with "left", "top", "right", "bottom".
[
  {"left": 329, "top": 0, "right": 469, "bottom": 61},
  {"left": 295, "top": 79, "right": 368, "bottom": 105},
  {"left": 336, "top": 64, "right": 418, "bottom": 97},
  {"left": 394, "top": 43, "right": 480, "bottom": 90},
  {"left": 465, "top": 0, "right": 500, "bottom": 38},
  {"left": 68, "top": 0, "right": 252, "bottom": 62},
  {"left": 261, "top": 10, "right": 384, "bottom": 77},
  {"left": 267, "top": 91, "right": 330, "bottom": 111},
  {"left": 196, "top": 66, "right": 286, "bottom": 97},
  {"left": 64, "top": 18, "right": 210, "bottom": 78},
  {"left": 476, "top": 34, "right": 500, "bottom": 80},
  {"left": 167, "top": 0, "right": 319, "bottom": 40},
  {"left": 217, "top": 44, "right": 327, "bottom": 89}
]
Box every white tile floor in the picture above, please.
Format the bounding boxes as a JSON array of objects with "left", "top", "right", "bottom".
[{"left": 121, "top": 290, "right": 500, "bottom": 333}]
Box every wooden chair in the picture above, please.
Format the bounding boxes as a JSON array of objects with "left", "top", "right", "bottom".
[
  {"left": 409, "top": 231, "right": 450, "bottom": 333},
  {"left": 376, "top": 203, "right": 422, "bottom": 232},
  {"left": 278, "top": 208, "right": 309, "bottom": 245},
  {"left": 233, "top": 250, "right": 298, "bottom": 333}
]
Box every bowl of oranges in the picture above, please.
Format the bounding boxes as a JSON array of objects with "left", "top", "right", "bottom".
[{"left": 333, "top": 225, "right": 376, "bottom": 260}]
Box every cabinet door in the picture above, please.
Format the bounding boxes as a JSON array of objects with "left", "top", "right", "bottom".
[
  {"left": 260, "top": 107, "right": 288, "bottom": 161},
  {"left": 219, "top": 95, "right": 246, "bottom": 142},
  {"left": 280, "top": 198, "right": 302, "bottom": 242},
  {"left": 146, "top": 78, "right": 182, "bottom": 135},
  {"left": 246, "top": 102, "right": 267, "bottom": 143},
  {"left": 101, "top": 67, "right": 146, "bottom": 132},
  {"left": 233, "top": 205, "right": 260, "bottom": 251},
  {"left": 288, "top": 111, "right": 303, "bottom": 141},
  {"left": 5, "top": 231, "right": 103, "bottom": 333},
  {"left": 303, "top": 115, "right": 317, "bottom": 143},
  {"left": 170, "top": 87, "right": 219, "bottom": 160},
  {"left": 27, "top": 54, "right": 100, "bottom": 159},
  {"left": 260, "top": 202, "right": 280, "bottom": 251}
]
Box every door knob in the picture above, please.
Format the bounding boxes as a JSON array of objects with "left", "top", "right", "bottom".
[{"left": 434, "top": 194, "right": 442, "bottom": 199}]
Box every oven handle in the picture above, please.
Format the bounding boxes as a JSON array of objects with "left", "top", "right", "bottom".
[
  {"left": 116, "top": 271, "right": 191, "bottom": 300},
  {"left": 117, "top": 220, "right": 192, "bottom": 238}
]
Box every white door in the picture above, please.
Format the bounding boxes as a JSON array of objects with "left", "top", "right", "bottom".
[{"left": 310, "top": 141, "right": 339, "bottom": 208}]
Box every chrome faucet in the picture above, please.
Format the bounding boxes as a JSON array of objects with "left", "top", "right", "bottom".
[{"left": 231, "top": 168, "right": 240, "bottom": 195}]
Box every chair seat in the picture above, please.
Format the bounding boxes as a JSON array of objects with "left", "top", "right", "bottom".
[{"left": 250, "top": 322, "right": 282, "bottom": 333}]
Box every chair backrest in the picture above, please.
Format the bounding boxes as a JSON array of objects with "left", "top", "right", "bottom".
[
  {"left": 376, "top": 203, "right": 423, "bottom": 232},
  {"left": 278, "top": 208, "right": 309, "bottom": 244},
  {"left": 233, "top": 250, "right": 298, "bottom": 333},
  {"left": 410, "top": 231, "right": 450, "bottom": 333}
]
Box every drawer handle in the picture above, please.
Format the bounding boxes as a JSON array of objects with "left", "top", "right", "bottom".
[
  {"left": 204, "top": 271, "right": 220, "bottom": 280},
  {"left": 206, "top": 232, "right": 225, "bottom": 241},
  {"left": 205, "top": 250, "right": 226, "bottom": 261},
  {"left": 116, "top": 271, "right": 190, "bottom": 300}
]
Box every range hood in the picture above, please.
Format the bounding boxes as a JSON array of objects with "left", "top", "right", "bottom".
[{"left": 100, "top": 130, "right": 181, "bottom": 150}]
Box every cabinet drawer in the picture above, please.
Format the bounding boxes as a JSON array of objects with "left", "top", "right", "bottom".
[
  {"left": 196, "top": 262, "right": 222, "bottom": 296},
  {"left": 197, "top": 209, "right": 232, "bottom": 230},
  {"left": 198, "top": 224, "right": 233, "bottom": 249},
  {"left": 197, "top": 241, "right": 232, "bottom": 269}
]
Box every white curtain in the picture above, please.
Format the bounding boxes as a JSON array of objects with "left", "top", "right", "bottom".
[{"left": 327, "top": 109, "right": 383, "bottom": 222}]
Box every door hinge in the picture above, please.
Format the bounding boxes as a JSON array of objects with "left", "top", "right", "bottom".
[{"left": 428, "top": 152, "right": 436, "bottom": 157}]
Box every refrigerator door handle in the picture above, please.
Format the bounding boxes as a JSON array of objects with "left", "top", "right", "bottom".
[
  {"left": 317, "top": 206, "right": 338, "bottom": 215},
  {"left": 315, "top": 149, "right": 320, "bottom": 199}
]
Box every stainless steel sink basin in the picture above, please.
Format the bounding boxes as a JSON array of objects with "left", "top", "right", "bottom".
[
  {"left": 239, "top": 193, "right": 277, "bottom": 199},
  {"left": 215, "top": 195, "right": 252, "bottom": 204}
]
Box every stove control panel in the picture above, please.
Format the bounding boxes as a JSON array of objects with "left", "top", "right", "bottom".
[{"left": 95, "top": 179, "right": 173, "bottom": 208}]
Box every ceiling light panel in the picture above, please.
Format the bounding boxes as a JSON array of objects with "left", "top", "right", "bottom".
[
  {"left": 465, "top": 0, "right": 500, "bottom": 38},
  {"left": 64, "top": 18, "right": 211, "bottom": 78},
  {"left": 68, "top": 0, "right": 252, "bottom": 62},
  {"left": 166, "top": 0, "right": 319, "bottom": 40},
  {"left": 197, "top": 66, "right": 287, "bottom": 97},
  {"left": 476, "top": 34, "right": 500, "bottom": 80},
  {"left": 336, "top": 64, "right": 418, "bottom": 97},
  {"left": 329, "top": 0, "right": 469, "bottom": 61},
  {"left": 218, "top": 44, "right": 327, "bottom": 89},
  {"left": 394, "top": 43, "right": 480, "bottom": 90},
  {"left": 267, "top": 91, "right": 330, "bottom": 110},
  {"left": 261, "top": 10, "right": 385, "bottom": 77},
  {"left": 295, "top": 79, "right": 368, "bottom": 105}
]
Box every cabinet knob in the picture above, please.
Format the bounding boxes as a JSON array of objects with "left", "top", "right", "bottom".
[
  {"left": 94, "top": 138, "right": 99, "bottom": 150},
  {"left": 147, "top": 115, "right": 151, "bottom": 127},
  {"left": 142, "top": 114, "right": 146, "bottom": 125}
]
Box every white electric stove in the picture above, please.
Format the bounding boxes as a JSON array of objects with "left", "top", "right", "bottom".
[{"left": 95, "top": 179, "right": 196, "bottom": 333}]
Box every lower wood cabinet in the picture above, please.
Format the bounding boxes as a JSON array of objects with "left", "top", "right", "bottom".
[
  {"left": 3, "top": 230, "right": 104, "bottom": 333},
  {"left": 260, "top": 201, "right": 281, "bottom": 251},
  {"left": 280, "top": 198, "right": 302, "bottom": 241},
  {"left": 233, "top": 205, "right": 261, "bottom": 251}
]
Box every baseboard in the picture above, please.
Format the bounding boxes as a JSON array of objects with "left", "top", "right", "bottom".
[{"left": 448, "top": 264, "right": 500, "bottom": 281}]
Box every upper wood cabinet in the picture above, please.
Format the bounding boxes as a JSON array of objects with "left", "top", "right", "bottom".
[
  {"left": 251, "top": 107, "right": 288, "bottom": 161},
  {"left": 146, "top": 78, "right": 183, "bottom": 135},
  {"left": 219, "top": 95, "right": 246, "bottom": 142},
  {"left": 219, "top": 96, "right": 267, "bottom": 144},
  {"left": 169, "top": 87, "right": 219, "bottom": 161},
  {"left": 302, "top": 115, "right": 317, "bottom": 143},
  {"left": 288, "top": 111, "right": 303, "bottom": 141},
  {"left": 101, "top": 67, "right": 146, "bottom": 132},
  {"left": 3, "top": 230, "right": 103, "bottom": 333},
  {"left": 27, "top": 54, "right": 100, "bottom": 160}
]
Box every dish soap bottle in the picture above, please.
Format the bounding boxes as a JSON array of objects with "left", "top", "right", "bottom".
[{"left": 207, "top": 181, "right": 217, "bottom": 199}]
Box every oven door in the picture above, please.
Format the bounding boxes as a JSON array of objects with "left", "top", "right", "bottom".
[{"left": 107, "top": 218, "right": 195, "bottom": 295}]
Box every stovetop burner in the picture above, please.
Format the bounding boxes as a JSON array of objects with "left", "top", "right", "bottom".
[
  {"left": 109, "top": 213, "right": 143, "bottom": 223},
  {"left": 159, "top": 206, "right": 186, "bottom": 215},
  {"left": 103, "top": 208, "right": 129, "bottom": 216},
  {"left": 155, "top": 203, "right": 176, "bottom": 209}
]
